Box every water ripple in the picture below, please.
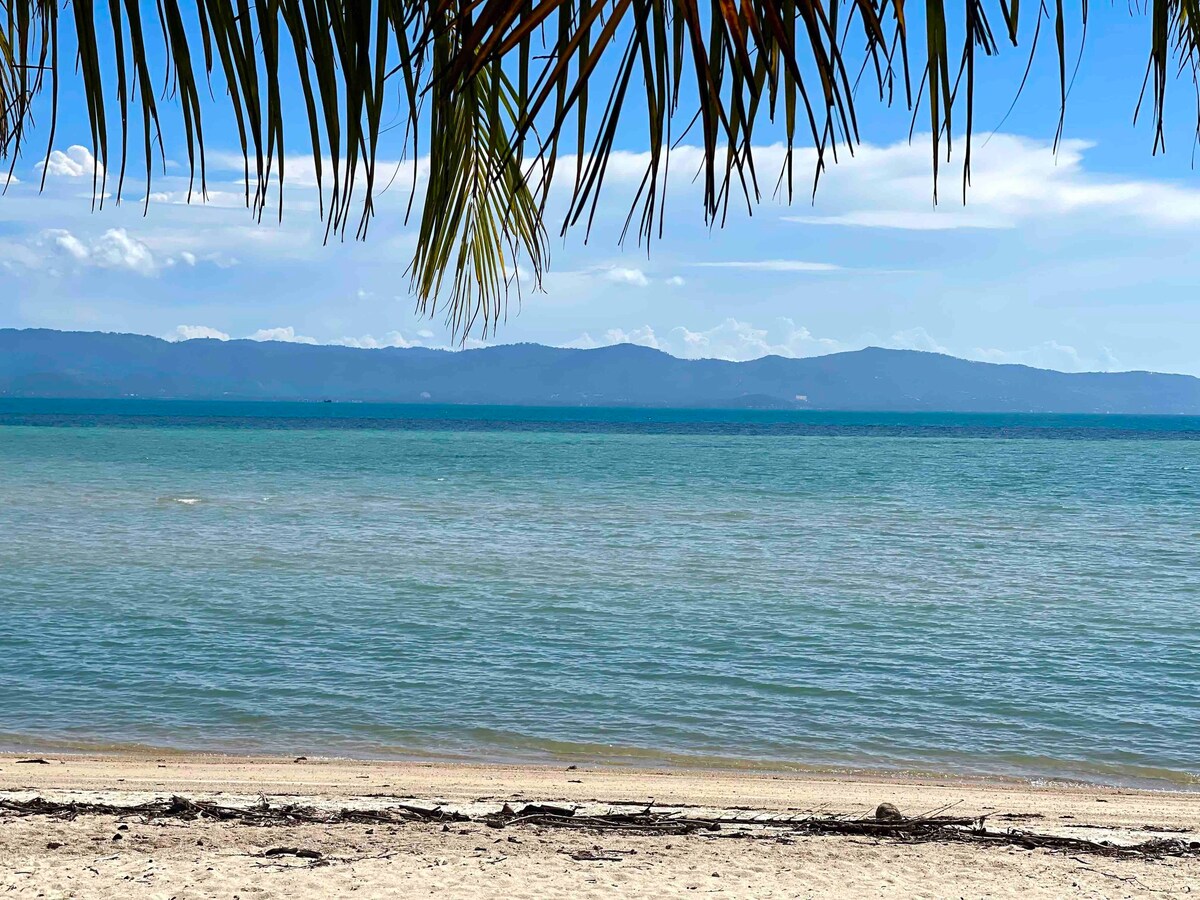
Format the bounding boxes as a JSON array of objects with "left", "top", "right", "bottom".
[{"left": 0, "top": 410, "right": 1197, "bottom": 789}]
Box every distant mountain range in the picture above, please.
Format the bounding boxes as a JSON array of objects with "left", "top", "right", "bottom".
[{"left": 2, "top": 328, "right": 1198, "bottom": 413}]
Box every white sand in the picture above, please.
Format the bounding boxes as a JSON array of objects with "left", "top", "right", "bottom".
[{"left": 2, "top": 753, "right": 1197, "bottom": 898}]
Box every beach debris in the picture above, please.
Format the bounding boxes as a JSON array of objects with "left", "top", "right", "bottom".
[
  {"left": 264, "top": 847, "right": 323, "bottom": 859},
  {"left": 516, "top": 803, "right": 577, "bottom": 818},
  {"left": 875, "top": 803, "right": 904, "bottom": 822},
  {"left": 569, "top": 849, "right": 635, "bottom": 861},
  {"left": 0, "top": 795, "right": 466, "bottom": 827},
  {"left": 485, "top": 804, "right": 719, "bottom": 835},
  {"left": 15, "top": 758, "right": 51, "bottom": 765},
  {"left": 45, "top": 842, "right": 62, "bottom": 850},
  {"left": 294, "top": 757, "right": 307, "bottom": 763},
  {"left": 391, "top": 802, "right": 470, "bottom": 822},
  {"left": 1, "top": 795, "right": 1195, "bottom": 860}
]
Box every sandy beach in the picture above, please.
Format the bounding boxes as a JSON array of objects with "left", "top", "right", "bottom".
[{"left": 1, "top": 753, "right": 1197, "bottom": 898}]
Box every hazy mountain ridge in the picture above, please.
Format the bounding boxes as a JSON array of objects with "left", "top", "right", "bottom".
[{"left": 2, "top": 328, "right": 1198, "bottom": 413}]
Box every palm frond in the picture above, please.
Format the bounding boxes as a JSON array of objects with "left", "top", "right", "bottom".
[{"left": 0, "top": 0, "right": 1197, "bottom": 339}]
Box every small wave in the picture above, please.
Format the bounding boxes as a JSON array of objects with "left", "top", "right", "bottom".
[{"left": 157, "top": 497, "right": 203, "bottom": 505}]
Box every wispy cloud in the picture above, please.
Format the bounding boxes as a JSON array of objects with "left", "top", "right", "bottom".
[
  {"left": 968, "top": 341, "right": 1122, "bottom": 372},
  {"left": 330, "top": 331, "right": 422, "bottom": 349},
  {"left": 785, "top": 211, "right": 1006, "bottom": 230},
  {"left": 184, "top": 326, "right": 429, "bottom": 350},
  {"left": 167, "top": 325, "right": 230, "bottom": 342},
  {"left": 565, "top": 318, "right": 848, "bottom": 361},
  {"left": 693, "top": 260, "right": 841, "bottom": 272},
  {"left": 249, "top": 326, "right": 319, "bottom": 344}
]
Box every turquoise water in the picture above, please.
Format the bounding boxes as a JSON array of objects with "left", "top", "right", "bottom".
[{"left": 1, "top": 400, "right": 1198, "bottom": 788}]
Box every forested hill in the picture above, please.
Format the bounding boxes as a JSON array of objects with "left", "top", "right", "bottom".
[{"left": 2, "top": 328, "right": 1198, "bottom": 414}]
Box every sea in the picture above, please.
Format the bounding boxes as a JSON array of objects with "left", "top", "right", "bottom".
[{"left": 1, "top": 399, "right": 1197, "bottom": 790}]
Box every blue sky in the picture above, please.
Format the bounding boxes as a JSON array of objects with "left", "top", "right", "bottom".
[{"left": 3, "top": 6, "right": 1200, "bottom": 374}]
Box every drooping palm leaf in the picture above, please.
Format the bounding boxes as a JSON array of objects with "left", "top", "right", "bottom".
[{"left": 1, "top": 0, "right": 1198, "bottom": 338}]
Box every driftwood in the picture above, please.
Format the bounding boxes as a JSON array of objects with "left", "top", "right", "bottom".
[{"left": 0, "top": 796, "right": 1195, "bottom": 859}]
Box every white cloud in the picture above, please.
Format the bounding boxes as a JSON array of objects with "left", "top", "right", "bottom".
[
  {"left": 779, "top": 134, "right": 1200, "bottom": 231},
  {"left": 90, "top": 229, "right": 157, "bottom": 274},
  {"left": 331, "top": 331, "right": 420, "bottom": 349},
  {"left": 38, "top": 227, "right": 159, "bottom": 275},
  {"left": 673, "top": 318, "right": 847, "bottom": 360},
  {"left": 607, "top": 325, "right": 662, "bottom": 348},
  {"left": 553, "top": 264, "right": 685, "bottom": 288},
  {"left": 884, "top": 327, "right": 1122, "bottom": 371},
  {"left": 0, "top": 241, "right": 43, "bottom": 270},
  {"left": 168, "top": 325, "right": 230, "bottom": 342},
  {"left": 43, "top": 229, "right": 90, "bottom": 261},
  {"left": 566, "top": 318, "right": 847, "bottom": 361},
  {"left": 141, "top": 188, "right": 246, "bottom": 208},
  {"left": 168, "top": 326, "right": 426, "bottom": 350},
  {"left": 969, "top": 341, "right": 1121, "bottom": 372},
  {"left": 887, "top": 327, "right": 950, "bottom": 354},
  {"left": 563, "top": 333, "right": 602, "bottom": 350},
  {"left": 37, "top": 145, "right": 103, "bottom": 179},
  {"left": 694, "top": 260, "right": 841, "bottom": 272},
  {"left": 603, "top": 266, "right": 650, "bottom": 287},
  {"left": 249, "top": 326, "right": 319, "bottom": 344}
]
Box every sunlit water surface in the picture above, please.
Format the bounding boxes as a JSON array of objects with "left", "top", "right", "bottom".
[{"left": 1, "top": 400, "right": 1197, "bottom": 788}]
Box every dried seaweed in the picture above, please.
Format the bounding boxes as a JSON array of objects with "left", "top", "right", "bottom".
[
  {"left": 0, "top": 795, "right": 465, "bottom": 826},
  {"left": 1, "top": 795, "right": 1195, "bottom": 860}
]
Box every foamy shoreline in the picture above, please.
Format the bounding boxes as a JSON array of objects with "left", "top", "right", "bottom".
[{"left": 2, "top": 753, "right": 1197, "bottom": 897}]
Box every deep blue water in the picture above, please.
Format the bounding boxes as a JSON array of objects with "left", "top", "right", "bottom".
[{"left": 1, "top": 400, "right": 1197, "bottom": 788}]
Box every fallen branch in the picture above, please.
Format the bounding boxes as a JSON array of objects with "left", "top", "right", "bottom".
[{"left": 264, "top": 847, "right": 323, "bottom": 859}]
